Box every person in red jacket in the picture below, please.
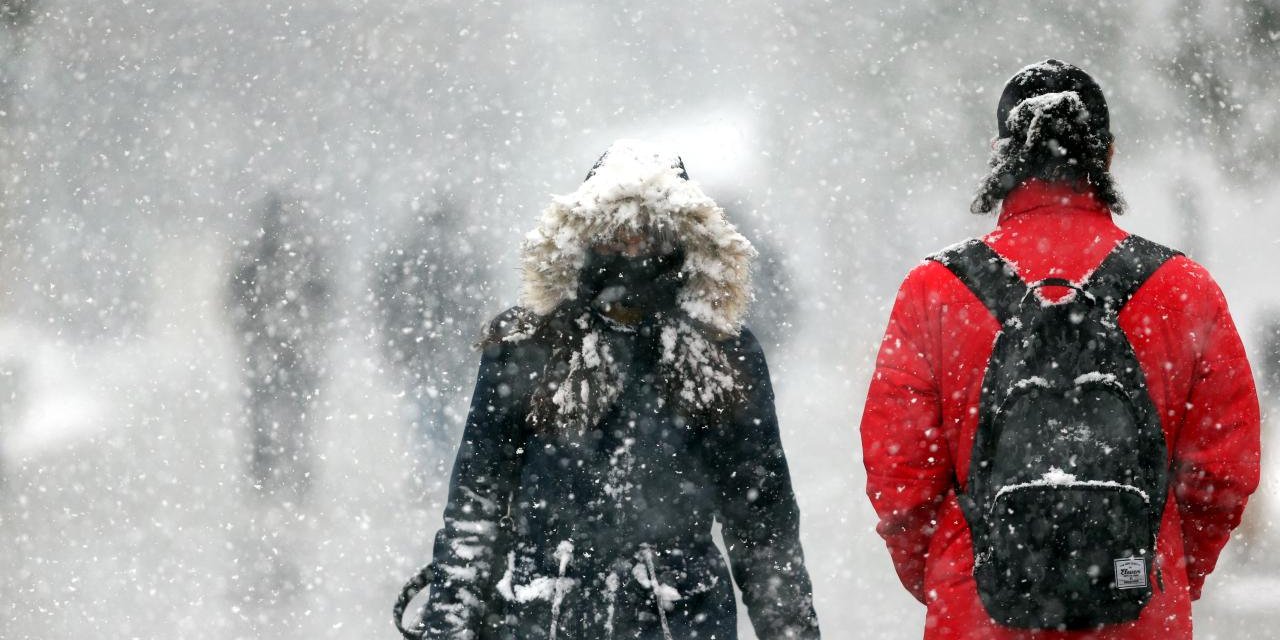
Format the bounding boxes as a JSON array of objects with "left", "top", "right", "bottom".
[{"left": 860, "top": 59, "right": 1260, "bottom": 639}]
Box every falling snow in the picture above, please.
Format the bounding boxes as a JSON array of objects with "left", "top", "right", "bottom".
[{"left": 0, "top": 2, "right": 1278, "bottom": 640}]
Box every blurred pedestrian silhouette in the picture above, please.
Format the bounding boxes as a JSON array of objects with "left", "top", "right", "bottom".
[
  {"left": 227, "top": 191, "right": 333, "bottom": 506},
  {"left": 226, "top": 190, "right": 334, "bottom": 609}
]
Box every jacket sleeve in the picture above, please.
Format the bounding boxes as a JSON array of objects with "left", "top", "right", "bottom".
[
  {"left": 711, "top": 329, "right": 821, "bottom": 640},
  {"left": 422, "top": 312, "right": 529, "bottom": 638},
  {"left": 859, "top": 263, "right": 948, "bottom": 604},
  {"left": 1170, "top": 271, "right": 1261, "bottom": 600}
]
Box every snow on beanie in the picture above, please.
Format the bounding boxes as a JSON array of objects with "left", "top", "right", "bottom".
[{"left": 996, "top": 59, "right": 1109, "bottom": 140}]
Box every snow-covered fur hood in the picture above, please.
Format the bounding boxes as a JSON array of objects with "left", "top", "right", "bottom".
[{"left": 520, "top": 139, "right": 756, "bottom": 336}]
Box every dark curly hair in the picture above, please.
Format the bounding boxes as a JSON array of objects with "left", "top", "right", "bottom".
[{"left": 972, "top": 62, "right": 1125, "bottom": 215}]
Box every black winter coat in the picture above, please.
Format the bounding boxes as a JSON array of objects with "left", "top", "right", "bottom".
[{"left": 422, "top": 308, "right": 820, "bottom": 640}]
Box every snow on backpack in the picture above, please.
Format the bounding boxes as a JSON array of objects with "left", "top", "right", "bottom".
[{"left": 929, "top": 235, "right": 1179, "bottom": 629}]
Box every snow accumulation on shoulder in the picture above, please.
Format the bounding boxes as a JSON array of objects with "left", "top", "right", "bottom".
[
  {"left": 928, "top": 238, "right": 979, "bottom": 265},
  {"left": 994, "top": 466, "right": 1150, "bottom": 504}
]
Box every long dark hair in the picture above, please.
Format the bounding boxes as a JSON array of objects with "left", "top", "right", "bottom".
[{"left": 972, "top": 64, "right": 1125, "bottom": 215}]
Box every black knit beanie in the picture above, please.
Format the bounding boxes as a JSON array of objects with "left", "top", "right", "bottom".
[{"left": 996, "top": 59, "right": 1109, "bottom": 139}]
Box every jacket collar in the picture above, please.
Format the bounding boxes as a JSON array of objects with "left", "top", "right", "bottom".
[
  {"left": 998, "top": 178, "right": 1112, "bottom": 225},
  {"left": 985, "top": 178, "right": 1127, "bottom": 287}
]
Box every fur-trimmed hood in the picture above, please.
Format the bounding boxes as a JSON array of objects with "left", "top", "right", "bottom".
[{"left": 520, "top": 139, "right": 756, "bottom": 335}]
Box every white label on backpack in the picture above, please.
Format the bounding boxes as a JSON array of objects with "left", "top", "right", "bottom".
[{"left": 1113, "top": 557, "right": 1148, "bottom": 590}]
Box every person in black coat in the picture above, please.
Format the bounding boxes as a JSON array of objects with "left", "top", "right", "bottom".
[{"left": 419, "top": 140, "right": 820, "bottom": 640}]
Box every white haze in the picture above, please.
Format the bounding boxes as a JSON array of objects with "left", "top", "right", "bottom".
[{"left": 1, "top": 2, "right": 1277, "bottom": 638}]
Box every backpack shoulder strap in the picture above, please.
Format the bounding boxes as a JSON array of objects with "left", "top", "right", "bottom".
[
  {"left": 927, "top": 239, "right": 1027, "bottom": 325},
  {"left": 1084, "top": 235, "right": 1182, "bottom": 315}
]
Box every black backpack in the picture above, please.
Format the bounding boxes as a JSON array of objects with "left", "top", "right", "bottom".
[{"left": 929, "top": 235, "right": 1180, "bottom": 629}]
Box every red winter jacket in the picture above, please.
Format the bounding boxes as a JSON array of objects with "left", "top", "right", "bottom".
[{"left": 860, "top": 179, "right": 1260, "bottom": 639}]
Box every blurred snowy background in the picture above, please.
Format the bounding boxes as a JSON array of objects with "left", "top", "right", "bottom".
[{"left": 0, "top": 1, "right": 1277, "bottom": 638}]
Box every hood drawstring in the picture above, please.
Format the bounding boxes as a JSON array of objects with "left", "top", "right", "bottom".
[
  {"left": 640, "top": 545, "right": 675, "bottom": 640},
  {"left": 603, "top": 571, "right": 620, "bottom": 640},
  {"left": 530, "top": 542, "right": 680, "bottom": 640},
  {"left": 548, "top": 540, "right": 575, "bottom": 640}
]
